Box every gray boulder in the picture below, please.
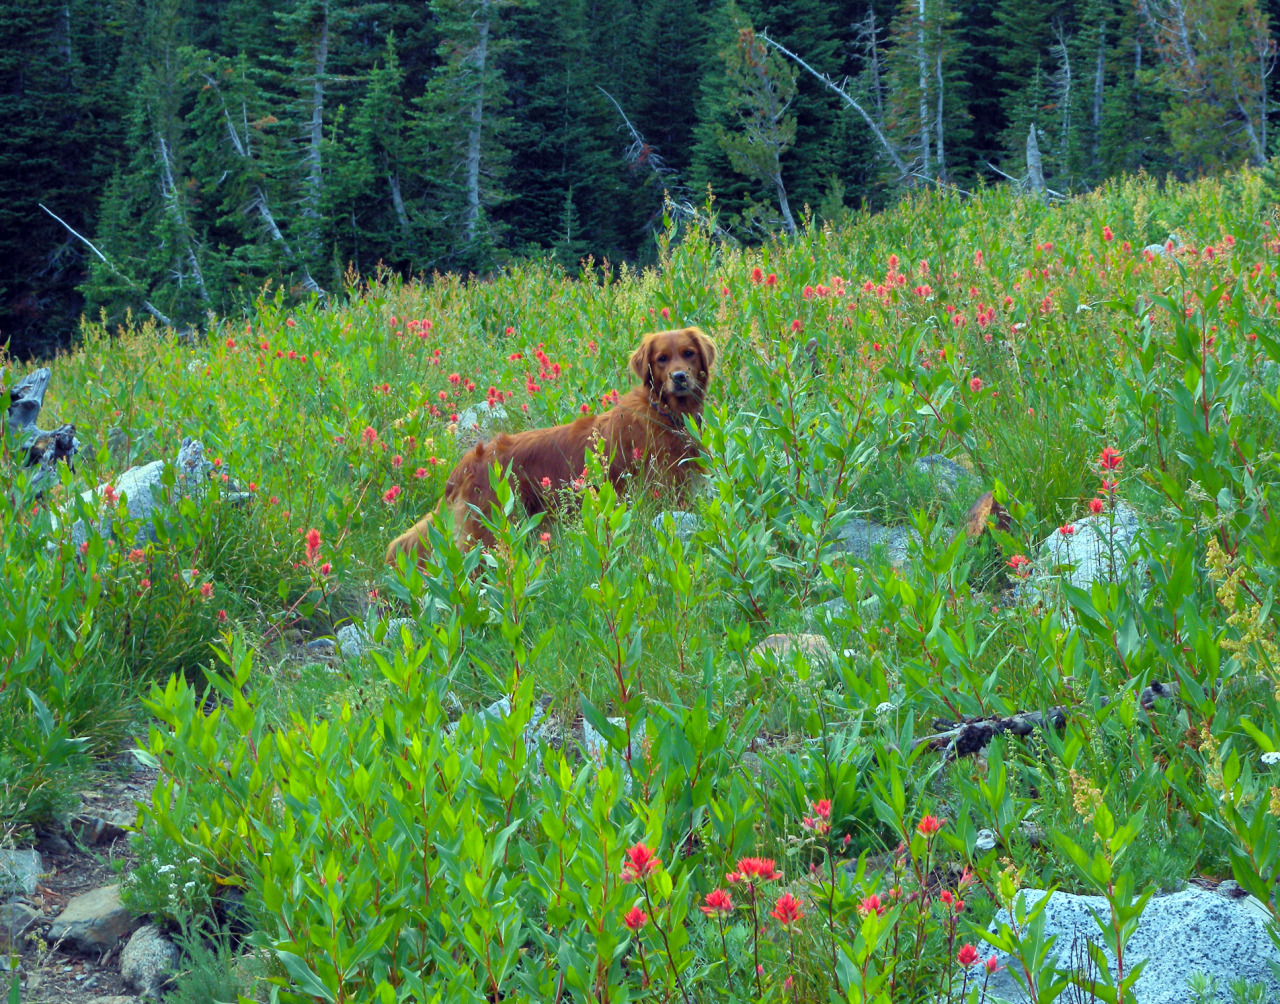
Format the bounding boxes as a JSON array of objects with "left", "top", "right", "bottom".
[
  {"left": 831, "top": 519, "right": 920, "bottom": 567},
  {"left": 69, "top": 437, "right": 216, "bottom": 547},
  {"left": 913, "top": 454, "right": 971, "bottom": 495},
  {"left": 46, "top": 884, "right": 138, "bottom": 952},
  {"left": 455, "top": 400, "right": 508, "bottom": 447},
  {"left": 982, "top": 885, "right": 1280, "bottom": 1004},
  {"left": 1034, "top": 501, "right": 1144, "bottom": 592},
  {"left": 119, "top": 923, "right": 179, "bottom": 997},
  {"left": 0, "top": 848, "right": 42, "bottom": 895}
]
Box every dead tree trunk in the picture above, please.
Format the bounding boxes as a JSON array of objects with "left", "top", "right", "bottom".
[
  {"left": 1026, "top": 123, "right": 1046, "bottom": 197},
  {"left": 917, "top": 0, "right": 931, "bottom": 178},
  {"left": 302, "top": 0, "right": 330, "bottom": 240},
  {"left": 464, "top": 0, "right": 492, "bottom": 245}
]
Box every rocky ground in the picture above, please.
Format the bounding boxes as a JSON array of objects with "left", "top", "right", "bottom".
[{"left": 2, "top": 759, "right": 160, "bottom": 1003}]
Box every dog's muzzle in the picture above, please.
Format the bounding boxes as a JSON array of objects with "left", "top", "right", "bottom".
[{"left": 670, "top": 370, "right": 692, "bottom": 392}]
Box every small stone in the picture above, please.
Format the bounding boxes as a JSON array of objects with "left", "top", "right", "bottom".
[
  {"left": 455, "top": 400, "right": 508, "bottom": 447},
  {"left": 751, "top": 633, "right": 835, "bottom": 664},
  {"left": 0, "top": 849, "right": 43, "bottom": 896},
  {"left": 120, "top": 924, "right": 180, "bottom": 997},
  {"left": 974, "top": 828, "right": 997, "bottom": 853},
  {"left": 0, "top": 900, "right": 39, "bottom": 949},
  {"left": 70, "top": 809, "right": 135, "bottom": 846},
  {"left": 337, "top": 617, "right": 417, "bottom": 658},
  {"left": 303, "top": 638, "right": 337, "bottom": 658},
  {"left": 40, "top": 833, "right": 71, "bottom": 855},
  {"left": 46, "top": 884, "right": 138, "bottom": 952}
]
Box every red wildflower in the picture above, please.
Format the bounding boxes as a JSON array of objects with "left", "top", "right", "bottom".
[
  {"left": 790, "top": 319, "right": 803, "bottom": 332},
  {"left": 1103, "top": 225, "right": 1114, "bottom": 242},
  {"left": 765, "top": 273, "right": 777, "bottom": 286},
  {"left": 200, "top": 582, "right": 214, "bottom": 600},
  {"left": 769, "top": 892, "right": 805, "bottom": 928},
  {"left": 1099, "top": 447, "right": 1122, "bottom": 471},
  {"left": 985, "top": 955, "right": 1000, "bottom": 973},
  {"left": 701, "top": 889, "right": 734, "bottom": 916},
  {"left": 1059, "top": 524, "right": 1076, "bottom": 536},
  {"left": 1089, "top": 497, "right": 1105, "bottom": 514},
  {"left": 540, "top": 476, "right": 552, "bottom": 489},
  {"left": 1007, "top": 554, "right": 1031, "bottom": 575},
  {"left": 732, "top": 857, "right": 781, "bottom": 884},
  {"left": 319, "top": 562, "right": 332, "bottom": 575},
  {"left": 623, "top": 906, "right": 648, "bottom": 932},
  {"left": 969, "top": 376, "right": 983, "bottom": 392},
  {"left": 217, "top": 609, "right": 228, "bottom": 623},
  {"left": 916, "top": 815, "right": 944, "bottom": 836},
  {"left": 622, "top": 843, "right": 661, "bottom": 882},
  {"left": 414, "top": 467, "right": 428, "bottom": 479},
  {"left": 305, "top": 528, "right": 321, "bottom": 563},
  {"left": 857, "top": 894, "right": 884, "bottom": 917},
  {"left": 383, "top": 485, "right": 402, "bottom": 503},
  {"left": 139, "top": 578, "right": 151, "bottom": 591},
  {"left": 957, "top": 944, "right": 979, "bottom": 966},
  {"left": 539, "top": 532, "right": 551, "bottom": 543},
  {"left": 660, "top": 307, "right": 671, "bottom": 320},
  {"left": 362, "top": 426, "right": 378, "bottom": 445},
  {"left": 127, "top": 548, "right": 146, "bottom": 563},
  {"left": 751, "top": 266, "right": 764, "bottom": 284}
]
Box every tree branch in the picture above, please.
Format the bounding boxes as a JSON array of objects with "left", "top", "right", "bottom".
[
  {"left": 39, "top": 204, "right": 174, "bottom": 328},
  {"left": 758, "top": 32, "right": 910, "bottom": 178}
]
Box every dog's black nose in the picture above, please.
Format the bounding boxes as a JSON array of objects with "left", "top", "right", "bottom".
[{"left": 671, "top": 370, "right": 690, "bottom": 387}]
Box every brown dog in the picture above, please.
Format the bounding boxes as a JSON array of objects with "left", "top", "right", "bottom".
[{"left": 386, "top": 327, "right": 716, "bottom": 565}]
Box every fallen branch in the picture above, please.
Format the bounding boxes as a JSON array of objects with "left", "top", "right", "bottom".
[
  {"left": 913, "top": 681, "right": 1176, "bottom": 759},
  {"left": 39, "top": 205, "right": 174, "bottom": 328}
]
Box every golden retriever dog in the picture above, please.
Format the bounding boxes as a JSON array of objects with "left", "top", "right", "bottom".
[{"left": 386, "top": 327, "right": 716, "bottom": 565}]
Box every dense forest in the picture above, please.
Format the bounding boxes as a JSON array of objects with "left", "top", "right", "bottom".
[{"left": 2, "top": 0, "right": 1277, "bottom": 357}]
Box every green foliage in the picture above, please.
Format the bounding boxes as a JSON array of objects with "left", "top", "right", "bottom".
[{"left": 4, "top": 171, "right": 1280, "bottom": 999}]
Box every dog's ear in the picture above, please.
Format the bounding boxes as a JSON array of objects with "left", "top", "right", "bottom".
[
  {"left": 687, "top": 327, "right": 717, "bottom": 376},
  {"left": 630, "top": 334, "right": 655, "bottom": 386}
]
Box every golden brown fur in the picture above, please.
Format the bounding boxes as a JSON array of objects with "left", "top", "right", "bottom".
[{"left": 386, "top": 327, "right": 716, "bottom": 565}]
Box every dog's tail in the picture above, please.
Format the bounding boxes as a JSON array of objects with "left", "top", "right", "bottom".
[{"left": 385, "top": 509, "right": 438, "bottom": 569}]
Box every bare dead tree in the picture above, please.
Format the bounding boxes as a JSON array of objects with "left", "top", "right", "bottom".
[
  {"left": 302, "top": 0, "right": 331, "bottom": 244},
  {"left": 200, "top": 72, "right": 325, "bottom": 296},
  {"left": 596, "top": 87, "right": 733, "bottom": 238},
  {"left": 463, "top": 0, "right": 494, "bottom": 244},
  {"left": 154, "top": 132, "right": 210, "bottom": 303},
  {"left": 1050, "top": 22, "right": 1074, "bottom": 179}
]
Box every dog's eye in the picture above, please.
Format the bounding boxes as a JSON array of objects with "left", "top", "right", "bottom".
[
  {"left": 682, "top": 349, "right": 695, "bottom": 358},
  {"left": 656, "top": 354, "right": 669, "bottom": 363}
]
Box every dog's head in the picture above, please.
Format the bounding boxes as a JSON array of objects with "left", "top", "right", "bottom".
[{"left": 629, "top": 327, "right": 716, "bottom": 412}]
